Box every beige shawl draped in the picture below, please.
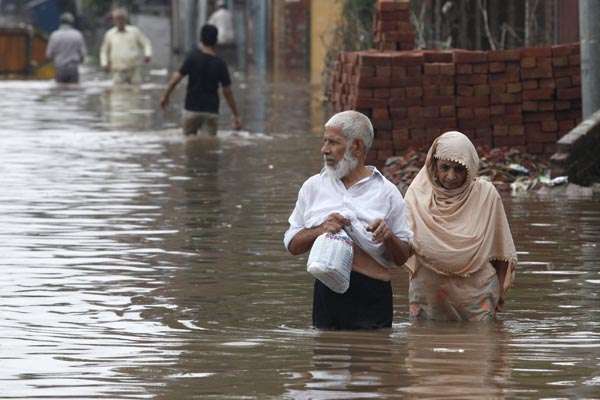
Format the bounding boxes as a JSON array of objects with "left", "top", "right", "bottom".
[{"left": 404, "top": 131, "right": 517, "bottom": 292}]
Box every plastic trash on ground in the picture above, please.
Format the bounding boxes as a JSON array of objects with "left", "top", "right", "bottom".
[
  {"left": 550, "top": 176, "right": 568, "bottom": 186},
  {"left": 307, "top": 231, "right": 354, "bottom": 294},
  {"left": 508, "top": 163, "right": 530, "bottom": 176},
  {"left": 341, "top": 207, "right": 394, "bottom": 269}
]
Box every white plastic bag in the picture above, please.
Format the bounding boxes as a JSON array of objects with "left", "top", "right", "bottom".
[
  {"left": 307, "top": 231, "right": 354, "bottom": 294},
  {"left": 340, "top": 205, "right": 395, "bottom": 269}
]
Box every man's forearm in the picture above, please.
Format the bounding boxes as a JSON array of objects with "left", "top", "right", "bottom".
[
  {"left": 384, "top": 236, "right": 411, "bottom": 266},
  {"left": 222, "top": 87, "right": 239, "bottom": 117},
  {"left": 288, "top": 225, "right": 325, "bottom": 255},
  {"left": 163, "top": 72, "right": 182, "bottom": 99}
]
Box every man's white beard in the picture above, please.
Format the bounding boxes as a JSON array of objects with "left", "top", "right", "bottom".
[{"left": 325, "top": 150, "right": 358, "bottom": 180}]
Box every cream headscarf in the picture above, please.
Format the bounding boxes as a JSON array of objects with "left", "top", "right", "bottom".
[{"left": 404, "top": 131, "right": 517, "bottom": 292}]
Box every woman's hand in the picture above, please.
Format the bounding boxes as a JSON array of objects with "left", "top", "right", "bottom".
[{"left": 492, "top": 260, "right": 509, "bottom": 312}]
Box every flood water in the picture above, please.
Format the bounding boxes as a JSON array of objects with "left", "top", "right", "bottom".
[{"left": 1, "top": 68, "right": 599, "bottom": 399}]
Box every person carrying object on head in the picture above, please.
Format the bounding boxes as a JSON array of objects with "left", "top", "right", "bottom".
[
  {"left": 46, "top": 12, "right": 87, "bottom": 83},
  {"left": 160, "top": 24, "right": 241, "bottom": 136},
  {"left": 283, "top": 110, "right": 412, "bottom": 330},
  {"left": 99, "top": 7, "right": 152, "bottom": 85},
  {"left": 207, "top": 0, "right": 236, "bottom": 66}
]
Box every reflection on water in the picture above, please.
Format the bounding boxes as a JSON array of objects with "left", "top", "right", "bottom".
[{"left": 0, "top": 72, "right": 599, "bottom": 399}]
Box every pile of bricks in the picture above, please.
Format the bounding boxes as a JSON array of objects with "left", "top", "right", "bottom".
[
  {"left": 328, "top": 0, "right": 582, "bottom": 167},
  {"left": 520, "top": 47, "right": 560, "bottom": 154},
  {"left": 418, "top": 51, "right": 456, "bottom": 146},
  {"left": 453, "top": 50, "right": 492, "bottom": 147},
  {"left": 329, "top": 45, "right": 582, "bottom": 166},
  {"left": 487, "top": 49, "right": 524, "bottom": 149},
  {"left": 373, "top": 0, "right": 414, "bottom": 51}
]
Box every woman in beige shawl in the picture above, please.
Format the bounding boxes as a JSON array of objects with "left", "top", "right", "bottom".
[{"left": 404, "top": 131, "right": 517, "bottom": 321}]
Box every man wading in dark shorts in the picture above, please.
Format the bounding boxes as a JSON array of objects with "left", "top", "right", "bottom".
[
  {"left": 160, "top": 24, "right": 241, "bottom": 135},
  {"left": 283, "top": 111, "right": 412, "bottom": 330}
]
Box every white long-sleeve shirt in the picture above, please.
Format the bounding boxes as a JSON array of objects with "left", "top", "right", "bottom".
[
  {"left": 99, "top": 25, "right": 152, "bottom": 71},
  {"left": 284, "top": 167, "right": 413, "bottom": 264}
]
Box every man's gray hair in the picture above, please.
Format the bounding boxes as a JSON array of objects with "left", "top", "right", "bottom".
[
  {"left": 324, "top": 110, "right": 374, "bottom": 151},
  {"left": 60, "top": 12, "right": 74, "bottom": 25}
]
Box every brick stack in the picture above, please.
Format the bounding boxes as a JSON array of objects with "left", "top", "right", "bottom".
[
  {"left": 552, "top": 43, "right": 581, "bottom": 152},
  {"left": 520, "top": 47, "right": 558, "bottom": 154},
  {"left": 357, "top": 52, "right": 395, "bottom": 162},
  {"left": 329, "top": 51, "right": 354, "bottom": 113},
  {"left": 388, "top": 51, "right": 425, "bottom": 160},
  {"left": 453, "top": 50, "right": 492, "bottom": 147},
  {"left": 373, "top": 0, "right": 414, "bottom": 51},
  {"left": 488, "top": 49, "right": 524, "bottom": 150},
  {"left": 419, "top": 51, "right": 456, "bottom": 146},
  {"left": 329, "top": 50, "right": 395, "bottom": 162},
  {"left": 327, "top": 0, "right": 584, "bottom": 167}
]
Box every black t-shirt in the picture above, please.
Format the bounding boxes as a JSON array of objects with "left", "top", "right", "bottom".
[{"left": 179, "top": 49, "right": 231, "bottom": 113}]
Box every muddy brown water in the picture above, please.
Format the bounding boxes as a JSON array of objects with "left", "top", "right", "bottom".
[{"left": 0, "top": 71, "right": 599, "bottom": 399}]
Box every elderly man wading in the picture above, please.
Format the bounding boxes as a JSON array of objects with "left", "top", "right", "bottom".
[
  {"left": 284, "top": 110, "right": 413, "bottom": 330},
  {"left": 100, "top": 8, "right": 152, "bottom": 85}
]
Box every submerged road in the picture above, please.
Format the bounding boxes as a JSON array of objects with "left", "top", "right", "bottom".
[{"left": 0, "top": 71, "right": 599, "bottom": 399}]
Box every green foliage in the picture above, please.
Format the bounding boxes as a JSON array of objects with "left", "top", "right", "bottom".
[
  {"left": 336, "top": 0, "right": 377, "bottom": 52},
  {"left": 322, "top": 0, "right": 376, "bottom": 93}
]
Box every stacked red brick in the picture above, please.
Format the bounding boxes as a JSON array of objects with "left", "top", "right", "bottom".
[
  {"left": 328, "top": 49, "right": 582, "bottom": 166},
  {"left": 551, "top": 43, "right": 581, "bottom": 148},
  {"left": 453, "top": 50, "right": 492, "bottom": 147},
  {"left": 329, "top": 50, "right": 396, "bottom": 162},
  {"left": 373, "top": 0, "right": 414, "bottom": 51},
  {"left": 488, "top": 49, "right": 524, "bottom": 149},
  {"left": 356, "top": 52, "right": 395, "bottom": 163},
  {"left": 419, "top": 51, "right": 456, "bottom": 146},
  {"left": 329, "top": 51, "right": 357, "bottom": 114},
  {"left": 386, "top": 51, "right": 425, "bottom": 161},
  {"left": 520, "top": 47, "right": 560, "bottom": 154}
]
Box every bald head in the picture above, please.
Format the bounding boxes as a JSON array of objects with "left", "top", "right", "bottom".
[{"left": 112, "top": 7, "right": 128, "bottom": 30}]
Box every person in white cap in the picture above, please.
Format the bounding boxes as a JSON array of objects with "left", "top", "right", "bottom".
[
  {"left": 46, "top": 12, "right": 87, "bottom": 83},
  {"left": 99, "top": 7, "right": 152, "bottom": 85},
  {"left": 207, "top": 0, "right": 236, "bottom": 66}
]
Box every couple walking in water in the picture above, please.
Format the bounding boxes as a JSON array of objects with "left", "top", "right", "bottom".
[{"left": 284, "top": 110, "right": 517, "bottom": 330}]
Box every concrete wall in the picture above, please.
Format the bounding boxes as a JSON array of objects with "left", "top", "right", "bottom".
[{"left": 553, "top": 108, "right": 600, "bottom": 186}]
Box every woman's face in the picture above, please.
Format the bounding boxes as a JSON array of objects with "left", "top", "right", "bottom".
[{"left": 435, "top": 159, "right": 467, "bottom": 190}]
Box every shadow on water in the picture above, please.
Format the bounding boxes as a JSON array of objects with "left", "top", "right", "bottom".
[{"left": 0, "top": 68, "right": 599, "bottom": 399}]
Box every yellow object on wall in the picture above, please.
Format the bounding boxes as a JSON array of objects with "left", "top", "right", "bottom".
[
  {"left": 34, "top": 62, "right": 55, "bottom": 79},
  {"left": 310, "top": 0, "right": 342, "bottom": 87}
]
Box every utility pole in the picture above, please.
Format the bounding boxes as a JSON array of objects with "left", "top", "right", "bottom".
[{"left": 579, "top": 0, "right": 600, "bottom": 118}]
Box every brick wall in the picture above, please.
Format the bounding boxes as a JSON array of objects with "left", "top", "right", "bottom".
[
  {"left": 273, "top": 0, "right": 310, "bottom": 70},
  {"left": 328, "top": 0, "right": 582, "bottom": 167}
]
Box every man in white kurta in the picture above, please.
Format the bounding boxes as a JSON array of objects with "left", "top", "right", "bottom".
[
  {"left": 284, "top": 110, "right": 412, "bottom": 330},
  {"left": 100, "top": 8, "right": 152, "bottom": 84}
]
